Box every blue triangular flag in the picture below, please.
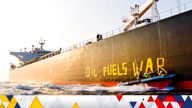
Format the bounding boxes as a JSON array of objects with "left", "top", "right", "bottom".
[
  {"left": 7, "top": 95, "right": 13, "bottom": 101},
  {"left": 15, "top": 103, "right": 21, "bottom": 108},
  {"left": 174, "top": 95, "right": 184, "bottom": 102},
  {"left": 130, "top": 101, "right": 137, "bottom": 108},
  {"left": 159, "top": 95, "right": 165, "bottom": 101},
  {"left": 182, "top": 96, "right": 192, "bottom": 108}
]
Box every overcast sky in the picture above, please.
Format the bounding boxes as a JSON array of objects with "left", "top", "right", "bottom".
[{"left": 0, "top": 0, "right": 190, "bottom": 81}]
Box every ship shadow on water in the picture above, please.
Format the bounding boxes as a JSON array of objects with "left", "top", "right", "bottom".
[{"left": 0, "top": 81, "right": 191, "bottom": 95}]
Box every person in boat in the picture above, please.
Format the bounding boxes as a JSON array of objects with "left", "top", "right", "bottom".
[
  {"left": 142, "top": 72, "right": 152, "bottom": 79},
  {"left": 142, "top": 70, "right": 159, "bottom": 79},
  {"left": 142, "top": 69, "right": 168, "bottom": 79}
]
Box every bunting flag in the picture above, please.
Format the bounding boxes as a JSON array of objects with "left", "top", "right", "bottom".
[
  {"left": 0, "top": 95, "right": 191, "bottom": 108},
  {"left": 116, "top": 93, "right": 123, "bottom": 102},
  {"left": 0, "top": 95, "right": 21, "bottom": 108}
]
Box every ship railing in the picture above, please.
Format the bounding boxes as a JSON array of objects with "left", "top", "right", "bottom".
[
  {"left": 61, "top": 26, "right": 124, "bottom": 53},
  {"left": 39, "top": 49, "right": 61, "bottom": 60},
  {"left": 19, "top": 49, "right": 62, "bottom": 66},
  {"left": 157, "top": 1, "right": 192, "bottom": 20},
  {"left": 61, "top": 1, "right": 192, "bottom": 54}
]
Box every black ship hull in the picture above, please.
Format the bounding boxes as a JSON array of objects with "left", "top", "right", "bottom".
[{"left": 10, "top": 10, "right": 192, "bottom": 89}]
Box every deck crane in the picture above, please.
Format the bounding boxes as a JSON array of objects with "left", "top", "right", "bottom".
[{"left": 123, "top": 0, "right": 158, "bottom": 31}]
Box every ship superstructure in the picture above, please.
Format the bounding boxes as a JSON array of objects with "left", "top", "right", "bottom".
[{"left": 10, "top": 38, "right": 62, "bottom": 69}]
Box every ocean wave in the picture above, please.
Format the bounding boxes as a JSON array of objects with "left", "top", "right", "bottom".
[
  {"left": 16, "top": 84, "right": 34, "bottom": 90},
  {"left": 0, "top": 82, "right": 175, "bottom": 95}
]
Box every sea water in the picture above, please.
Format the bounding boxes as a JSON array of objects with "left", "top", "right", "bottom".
[{"left": 0, "top": 82, "right": 183, "bottom": 95}]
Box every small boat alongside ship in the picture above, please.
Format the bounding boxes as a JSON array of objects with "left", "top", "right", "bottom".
[
  {"left": 9, "top": 0, "right": 192, "bottom": 91},
  {"left": 119, "top": 73, "right": 176, "bottom": 90}
]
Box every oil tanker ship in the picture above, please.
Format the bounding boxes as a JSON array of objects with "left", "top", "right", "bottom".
[{"left": 9, "top": 0, "right": 192, "bottom": 90}]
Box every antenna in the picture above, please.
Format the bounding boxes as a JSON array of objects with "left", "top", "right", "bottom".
[{"left": 39, "top": 37, "right": 46, "bottom": 51}]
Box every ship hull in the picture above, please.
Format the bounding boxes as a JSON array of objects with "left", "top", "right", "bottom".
[{"left": 10, "top": 10, "right": 192, "bottom": 89}]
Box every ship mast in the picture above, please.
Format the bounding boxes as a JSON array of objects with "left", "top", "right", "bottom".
[
  {"left": 123, "top": 0, "right": 158, "bottom": 31},
  {"left": 151, "top": 2, "right": 160, "bottom": 22},
  {"left": 177, "top": 0, "right": 181, "bottom": 13},
  {"left": 39, "top": 37, "right": 46, "bottom": 51}
]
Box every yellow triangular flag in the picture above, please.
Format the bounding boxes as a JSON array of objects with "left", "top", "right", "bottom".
[
  {"left": 73, "top": 102, "right": 79, "bottom": 108},
  {"left": 0, "top": 96, "right": 9, "bottom": 102},
  {"left": 7, "top": 97, "right": 17, "bottom": 108},
  {"left": 0, "top": 103, "right": 5, "bottom": 108},
  {"left": 30, "top": 96, "right": 43, "bottom": 108}
]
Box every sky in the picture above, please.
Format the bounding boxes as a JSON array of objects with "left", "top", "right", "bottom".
[{"left": 0, "top": 0, "right": 190, "bottom": 81}]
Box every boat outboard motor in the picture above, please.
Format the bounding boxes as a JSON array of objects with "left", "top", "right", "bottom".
[{"left": 97, "top": 34, "right": 103, "bottom": 41}]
